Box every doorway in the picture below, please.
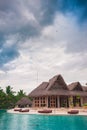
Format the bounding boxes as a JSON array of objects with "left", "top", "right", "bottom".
[{"left": 60, "top": 96, "right": 69, "bottom": 108}]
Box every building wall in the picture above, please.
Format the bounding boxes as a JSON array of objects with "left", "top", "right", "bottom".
[
  {"left": 32, "top": 96, "right": 48, "bottom": 108},
  {"left": 32, "top": 95, "right": 85, "bottom": 108},
  {"left": 32, "top": 96, "right": 69, "bottom": 108},
  {"left": 83, "top": 97, "right": 87, "bottom": 104}
]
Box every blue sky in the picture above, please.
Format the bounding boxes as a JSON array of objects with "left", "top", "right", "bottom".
[{"left": 0, "top": 0, "right": 87, "bottom": 93}]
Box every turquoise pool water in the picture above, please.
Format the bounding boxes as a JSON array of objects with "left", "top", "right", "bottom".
[{"left": 0, "top": 110, "right": 87, "bottom": 130}]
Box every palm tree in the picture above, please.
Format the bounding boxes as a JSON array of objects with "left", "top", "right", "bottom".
[
  {"left": 6, "top": 86, "right": 14, "bottom": 95},
  {"left": 0, "top": 87, "right": 7, "bottom": 109},
  {"left": 18, "top": 90, "right": 26, "bottom": 96},
  {"left": 5, "top": 86, "right": 16, "bottom": 108},
  {"left": 16, "top": 90, "right": 26, "bottom": 100}
]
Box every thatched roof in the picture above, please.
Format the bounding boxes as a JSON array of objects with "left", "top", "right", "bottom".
[
  {"left": 83, "top": 86, "right": 87, "bottom": 92},
  {"left": 47, "top": 75, "right": 68, "bottom": 90},
  {"left": 16, "top": 97, "right": 32, "bottom": 106},
  {"left": 29, "top": 74, "right": 69, "bottom": 97},
  {"left": 35, "top": 82, "right": 49, "bottom": 90},
  {"left": 68, "top": 82, "right": 83, "bottom": 91},
  {"left": 28, "top": 74, "right": 87, "bottom": 97}
]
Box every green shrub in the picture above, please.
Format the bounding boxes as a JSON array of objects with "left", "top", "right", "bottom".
[{"left": 83, "top": 103, "right": 87, "bottom": 106}]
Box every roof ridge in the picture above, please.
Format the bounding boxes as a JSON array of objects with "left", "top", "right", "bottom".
[
  {"left": 46, "top": 74, "right": 68, "bottom": 90},
  {"left": 68, "top": 81, "right": 83, "bottom": 91}
]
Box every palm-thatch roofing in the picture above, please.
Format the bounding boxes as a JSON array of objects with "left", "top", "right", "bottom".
[
  {"left": 29, "top": 74, "right": 87, "bottom": 97},
  {"left": 47, "top": 74, "right": 68, "bottom": 90},
  {"left": 68, "top": 82, "right": 83, "bottom": 91},
  {"left": 16, "top": 97, "right": 32, "bottom": 106},
  {"left": 83, "top": 86, "right": 87, "bottom": 92}
]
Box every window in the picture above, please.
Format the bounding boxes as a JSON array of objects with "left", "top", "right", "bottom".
[
  {"left": 34, "top": 97, "right": 46, "bottom": 107},
  {"left": 40, "top": 97, "right": 46, "bottom": 107},
  {"left": 34, "top": 97, "right": 40, "bottom": 107},
  {"left": 49, "top": 96, "right": 57, "bottom": 107}
]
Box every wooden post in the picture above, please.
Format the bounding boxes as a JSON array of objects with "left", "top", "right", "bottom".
[
  {"left": 57, "top": 96, "right": 60, "bottom": 108},
  {"left": 81, "top": 97, "right": 83, "bottom": 107},
  {"left": 46, "top": 96, "right": 48, "bottom": 108}
]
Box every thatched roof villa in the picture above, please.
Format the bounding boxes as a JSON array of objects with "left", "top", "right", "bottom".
[
  {"left": 28, "top": 74, "right": 87, "bottom": 108},
  {"left": 16, "top": 97, "right": 32, "bottom": 108}
]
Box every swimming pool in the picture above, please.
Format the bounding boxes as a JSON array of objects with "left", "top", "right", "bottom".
[{"left": 0, "top": 110, "right": 87, "bottom": 130}]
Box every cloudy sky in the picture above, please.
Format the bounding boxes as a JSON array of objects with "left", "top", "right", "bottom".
[{"left": 0, "top": 0, "right": 87, "bottom": 93}]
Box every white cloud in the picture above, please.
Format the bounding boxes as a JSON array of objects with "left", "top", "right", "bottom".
[{"left": 0, "top": 13, "right": 87, "bottom": 93}]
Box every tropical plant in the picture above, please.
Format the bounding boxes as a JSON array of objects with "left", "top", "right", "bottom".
[
  {"left": 0, "top": 86, "right": 27, "bottom": 109},
  {"left": 83, "top": 103, "right": 87, "bottom": 106},
  {"left": 69, "top": 96, "right": 73, "bottom": 107},
  {"left": 6, "top": 86, "right": 15, "bottom": 95}
]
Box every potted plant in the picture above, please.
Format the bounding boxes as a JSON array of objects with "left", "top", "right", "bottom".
[
  {"left": 83, "top": 103, "right": 87, "bottom": 109},
  {"left": 69, "top": 96, "right": 73, "bottom": 108},
  {"left": 76, "top": 95, "right": 80, "bottom": 107}
]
